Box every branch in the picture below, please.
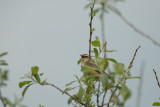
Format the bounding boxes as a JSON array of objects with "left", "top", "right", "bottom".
[
  {"left": 96, "top": 82, "right": 100, "bottom": 107},
  {"left": 89, "top": 0, "right": 96, "bottom": 60},
  {"left": 101, "top": 89, "right": 107, "bottom": 106},
  {"left": 107, "top": 5, "right": 160, "bottom": 48},
  {"left": 45, "top": 82, "right": 86, "bottom": 106},
  {"left": 153, "top": 69, "right": 160, "bottom": 88},
  {"left": 0, "top": 88, "right": 6, "bottom": 107},
  {"left": 128, "top": 46, "right": 141, "bottom": 70},
  {"left": 107, "top": 87, "right": 117, "bottom": 107},
  {"left": 107, "top": 46, "right": 141, "bottom": 107}
]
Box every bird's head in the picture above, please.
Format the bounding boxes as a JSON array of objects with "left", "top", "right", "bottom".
[{"left": 80, "top": 54, "right": 89, "bottom": 59}]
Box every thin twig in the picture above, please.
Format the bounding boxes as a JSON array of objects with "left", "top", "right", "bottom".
[
  {"left": 107, "top": 87, "right": 118, "bottom": 107},
  {"left": 136, "top": 62, "right": 145, "bottom": 107},
  {"left": 45, "top": 82, "right": 86, "bottom": 106},
  {"left": 101, "top": 88, "right": 107, "bottom": 106},
  {"left": 89, "top": 0, "right": 96, "bottom": 61},
  {"left": 96, "top": 82, "right": 100, "bottom": 107},
  {"left": 0, "top": 88, "right": 6, "bottom": 107},
  {"left": 107, "top": 5, "right": 160, "bottom": 48},
  {"left": 153, "top": 69, "right": 160, "bottom": 88},
  {"left": 107, "top": 46, "right": 141, "bottom": 107},
  {"left": 128, "top": 46, "right": 141, "bottom": 70}
]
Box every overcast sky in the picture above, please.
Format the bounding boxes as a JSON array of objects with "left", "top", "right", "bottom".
[{"left": 0, "top": 0, "right": 160, "bottom": 107}]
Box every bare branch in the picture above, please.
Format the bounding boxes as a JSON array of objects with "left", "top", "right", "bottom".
[
  {"left": 45, "top": 82, "right": 86, "bottom": 106},
  {"left": 107, "top": 46, "right": 141, "bottom": 107},
  {"left": 107, "top": 5, "right": 160, "bottom": 48},
  {"left": 128, "top": 46, "right": 141, "bottom": 70},
  {"left": 89, "top": 0, "right": 96, "bottom": 61},
  {"left": 153, "top": 69, "right": 160, "bottom": 88}
]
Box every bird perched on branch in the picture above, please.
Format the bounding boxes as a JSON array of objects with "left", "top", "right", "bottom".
[{"left": 81, "top": 54, "right": 107, "bottom": 76}]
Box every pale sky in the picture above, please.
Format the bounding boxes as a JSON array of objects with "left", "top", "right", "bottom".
[{"left": 0, "top": 0, "right": 160, "bottom": 107}]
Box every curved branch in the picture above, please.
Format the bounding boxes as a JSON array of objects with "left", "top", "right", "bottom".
[
  {"left": 45, "top": 82, "right": 86, "bottom": 106},
  {"left": 107, "top": 5, "right": 160, "bottom": 48}
]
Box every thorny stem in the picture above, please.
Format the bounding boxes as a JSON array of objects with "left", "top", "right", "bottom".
[
  {"left": 107, "top": 46, "right": 141, "bottom": 107},
  {"left": 153, "top": 69, "right": 160, "bottom": 88},
  {"left": 107, "top": 5, "right": 160, "bottom": 48},
  {"left": 45, "top": 82, "right": 86, "bottom": 106},
  {"left": 0, "top": 87, "right": 6, "bottom": 107},
  {"left": 89, "top": 0, "right": 96, "bottom": 61}
]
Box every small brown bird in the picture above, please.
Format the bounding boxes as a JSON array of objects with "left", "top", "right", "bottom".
[{"left": 80, "top": 54, "right": 105, "bottom": 76}]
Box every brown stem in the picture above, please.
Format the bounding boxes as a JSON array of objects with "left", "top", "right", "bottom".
[
  {"left": 107, "top": 46, "right": 141, "bottom": 107},
  {"left": 128, "top": 46, "right": 141, "bottom": 70},
  {"left": 101, "top": 88, "right": 107, "bottom": 106},
  {"left": 153, "top": 69, "right": 160, "bottom": 88},
  {"left": 45, "top": 82, "right": 86, "bottom": 106},
  {"left": 107, "top": 5, "right": 160, "bottom": 48},
  {"left": 89, "top": 0, "right": 96, "bottom": 61}
]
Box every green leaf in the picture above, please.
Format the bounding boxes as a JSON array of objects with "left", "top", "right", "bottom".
[
  {"left": 127, "top": 76, "right": 141, "bottom": 79},
  {"left": 114, "top": 63, "right": 125, "bottom": 75},
  {"left": 81, "top": 66, "right": 97, "bottom": 74},
  {"left": 22, "top": 84, "right": 33, "bottom": 97},
  {"left": 86, "top": 75, "right": 98, "bottom": 81},
  {"left": 77, "top": 58, "right": 81, "bottom": 65},
  {"left": 62, "top": 87, "right": 76, "bottom": 94},
  {"left": 95, "top": 36, "right": 99, "bottom": 41},
  {"left": 92, "top": 40, "right": 100, "bottom": 47},
  {"left": 67, "top": 97, "right": 73, "bottom": 105},
  {"left": 31, "top": 66, "right": 39, "bottom": 75},
  {"left": 107, "top": 58, "right": 118, "bottom": 64},
  {"left": 107, "top": 50, "right": 117, "bottom": 52},
  {"left": 99, "top": 58, "right": 109, "bottom": 71},
  {"left": 120, "top": 83, "right": 131, "bottom": 102},
  {"left": 0, "top": 52, "right": 7, "bottom": 57},
  {"left": 100, "top": 74, "right": 108, "bottom": 88},
  {"left": 93, "top": 48, "right": 98, "bottom": 58},
  {"left": 78, "top": 85, "right": 85, "bottom": 99},
  {"left": 66, "top": 81, "right": 76, "bottom": 86},
  {"left": 19, "top": 81, "right": 32, "bottom": 88},
  {"left": 93, "top": 8, "right": 100, "bottom": 14},
  {"left": 0, "top": 62, "right": 8, "bottom": 65},
  {"left": 3, "top": 97, "right": 12, "bottom": 106},
  {"left": 33, "top": 73, "right": 41, "bottom": 83},
  {"left": 153, "top": 102, "right": 160, "bottom": 106}
]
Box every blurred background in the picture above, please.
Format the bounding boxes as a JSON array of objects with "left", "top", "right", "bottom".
[{"left": 0, "top": 0, "right": 160, "bottom": 106}]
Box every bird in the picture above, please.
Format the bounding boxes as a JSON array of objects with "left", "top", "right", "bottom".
[{"left": 80, "top": 54, "right": 106, "bottom": 76}]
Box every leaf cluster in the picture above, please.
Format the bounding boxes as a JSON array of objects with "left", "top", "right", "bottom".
[{"left": 19, "top": 66, "right": 46, "bottom": 97}]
